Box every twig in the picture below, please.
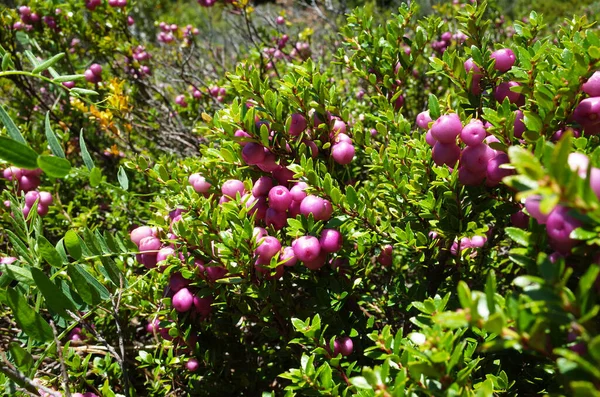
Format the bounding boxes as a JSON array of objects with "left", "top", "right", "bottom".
[
  {"left": 49, "top": 321, "right": 71, "bottom": 397},
  {"left": 0, "top": 352, "right": 61, "bottom": 397}
]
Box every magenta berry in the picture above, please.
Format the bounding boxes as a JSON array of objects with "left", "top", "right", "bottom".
[
  {"left": 432, "top": 142, "right": 460, "bottom": 167},
  {"left": 416, "top": 111, "right": 432, "bottom": 129},
  {"left": 337, "top": 337, "right": 353, "bottom": 356},
  {"left": 582, "top": 71, "right": 600, "bottom": 97},
  {"left": 494, "top": 81, "right": 524, "bottom": 105},
  {"left": 265, "top": 208, "right": 287, "bottom": 230},
  {"left": 289, "top": 113, "right": 307, "bottom": 136},
  {"left": 524, "top": 195, "right": 552, "bottom": 225},
  {"left": 242, "top": 143, "right": 266, "bottom": 165},
  {"left": 461, "top": 144, "right": 495, "bottom": 172},
  {"left": 331, "top": 142, "right": 355, "bottom": 165},
  {"left": 290, "top": 182, "right": 308, "bottom": 202},
  {"left": 300, "top": 195, "right": 332, "bottom": 221},
  {"left": 130, "top": 226, "right": 156, "bottom": 246},
  {"left": 546, "top": 206, "right": 582, "bottom": 253},
  {"left": 255, "top": 236, "right": 282, "bottom": 261},
  {"left": 252, "top": 176, "right": 274, "bottom": 197},
  {"left": 268, "top": 186, "right": 292, "bottom": 211},
  {"left": 186, "top": 358, "right": 200, "bottom": 372},
  {"left": 172, "top": 288, "right": 194, "bottom": 312},
  {"left": 460, "top": 119, "right": 486, "bottom": 146},
  {"left": 490, "top": 48, "right": 516, "bottom": 72},
  {"left": 169, "top": 272, "right": 190, "bottom": 292},
  {"left": 573, "top": 97, "right": 600, "bottom": 135},
  {"left": 221, "top": 179, "right": 245, "bottom": 199},
  {"left": 319, "top": 229, "right": 343, "bottom": 253},
  {"left": 292, "top": 236, "right": 321, "bottom": 262},
  {"left": 280, "top": 246, "right": 297, "bottom": 267},
  {"left": 431, "top": 114, "right": 462, "bottom": 143}
]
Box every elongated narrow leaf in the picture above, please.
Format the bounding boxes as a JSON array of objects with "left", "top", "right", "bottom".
[
  {"left": 37, "top": 155, "right": 71, "bottom": 178},
  {"left": 0, "top": 106, "right": 26, "bottom": 144},
  {"left": 0, "top": 137, "right": 38, "bottom": 169},
  {"left": 67, "top": 264, "right": 110, "bottom": 305},
  {"left": 64, "top": 230, "right": 82, "bottom": 260},
  {"left": 9, "top": 342, "right": 34, "bottom": 372},
  {"left": 38, "top": 236, "right": 64, "bottom": 268},
  {"left": 52, "top": 74, "right": 85, "bottom": 83},
  {"left": 0, "top": 263, "right": 34, "bottom": 285},
  {"left": 79, "top": 130, "right": 94, "bottom": 170},
  {"left": 6, "top": 289, "right": 53, "bottom": 342},
  {"left": 32, "top": 53, "right": 65, "bottom": 74},
  {"left": 31, "top": 268, "right": 76, "bottom": 319},
  {"left": 117, "top": 166, "right": 129, "bottom": 190},
  {"left": 70, "top": 88, "right": 99, "bottom": 96},
  {"left": 44, "top": 112, "right": 65, "bottom": 158}
]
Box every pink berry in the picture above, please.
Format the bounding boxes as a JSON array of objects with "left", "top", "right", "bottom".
[
  {"left": 292, "top": 236, "right": 321, "bottom": 262},
  {"left": 205, "top": 266, "right": 227, "bottom": 281},
  {"left": 186, "top": 358, "right": 200, "bottom": 372},
  {"left": 573, "top": 97, "right": 600, "bottom": 135},
  {"left": 189, "top": 174, "right": 211, "bottom": 193},
  {"left": 193, "top": 296, "right": 212, "bottom": 317},
  {"left": 169, "top": 272, "right": 190, "bottom": 292},
  {"left": 242, "top": 143, "right": 266, "bottom": 165},
  {"left": 432, "top": 142, "right": 460, "bottom": 167},
  {"left": 157, "top": 247, "right": 175, "bottom": 263},
  {"left": 464, "top": 58, "right": 482, "bottom": 94},
  {"left": 89, "top": 63, "right": 102, "bottom": 76},
  {"left": 280, "top": 246, "right": 297, "bottom": 267},
  {"left": 234, "top": 129, "right": 252, "bottom": 145},
  {"left": 514, "top": 110, "right": 525, "bottom": 138},
  {"left": 494, "top": 82, "right": 524, "bottom": 106},
  {"left": 425, "top": 130, "right": 437, "bottom": 147},
  {"left": 546, "top": 206, "right": 582, "bottom": 253},
  {"left": 3, "top": 166, "right": 23, "bottom": 181},
  {"left": 290, "top": 182, "right": 308, "bottom": 202},
  {"left": 582, "top": 71, "right": 600, "bottom": 97},
  {"left": 511, "top": 210, "right": 529, "bottom": 229},
  {"left": 268, "top": 186, "right": 292, "bottom": 211},
  {"left": 431, "top": 114, "right": 462, "bottom": 143},
  {"left": 458, "top": 166, "right": 485, "bottom": 186},
  {"left": 252, "top": 176, "right": 274, "bottom": 197},
  {"left": 416, "top": 111, "right": 432, "bottom": 129},
  {"left": 331, "top": 119, "right": 347, "bottom": 136},
  {"left": 300, "top": 195, "right": 332, "bottom": 221},
  {"left": 524, "top": 195, "right": 552, "bottom": 225},
  {"left": 130, "top": 226, "right": 157, "bottom": 246},
  {"left": 265, "top": 208, "right": 287, "bottom": 230},
  {"left": 486, "top": 152, "right": 513, "bottom": 184},
  {"left": 172, "top": 288, "right": 194, "bottom": 312},
  {"left": 460, "top": 119, "right": 486, "bottom": 146},
  {"left": 461, "top": 144, "right": 495, "bottom": 172},
  {"left": 24, "top": 191, "right": 40, "bottom": 207},
  {"left": 138, "top": 253, "right": 158, "bottom": 269},
  {"left": 568, "top": 153, "right": 590, "bottom": 177},
  {"left": 337, "top": 337, "right": 353, "bottom": 356},
  {"left": 289, "top": 113, "right": 307, "bottom": 136},
  {"left": 19, "top": 175, "right": 40, "bottom": 192},
  {"left": 303, "top": 251, "right": 327, "bottom": 270},
  {"left": 490, "top": 48, "right": 516, "bottom": 72},
  {"left": 139, "top": 236, "right": 161, "bottom": 252},
  {"left": 255, "top": 236, "right": 281, "bottom": 261},
  {"left": 319, "top": 229, "right": 343, "bottom": 253},
  {"left": 331, "top": 142, "right": 355, "bottom": 165},
  {"left": 221, "top": 179, "right": 245, "bottom": 199}
]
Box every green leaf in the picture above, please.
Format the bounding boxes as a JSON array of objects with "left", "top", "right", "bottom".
[
  {"left": 64, "top": 230, "right": 82, "bottom": 260},
  {"left": 117, "top": 166, "right": 129, "bottom": 190},
  {"left": 37, "top": 155, "right": 71, "bottom": 178},
  {"left": 0, "top": 105, "right": 26, "bottom": 145},
  {"left": 44, "top": 112, "right": 65, "bottom": 158},
  {"left": 0, "top": 263, "right": 34, "bottom": 285},
  {"left": 89, "top": 167, "right": 102, "bottom": 187},
  {"left": 0, "top": 137, "right": 38, "bottom": 169},
  {"left": 6, "top": 289, "right": 53, "bottom": 342},
  {"left": 38, "top": 236, "right": 64, "bottom": 267},
  {"left": 8, "top": 342, "right": 34, "bottom": 372},
  {"left": 457, "top": 281, "right": 472, "bottom": 309},
  {"left": 505, "top": 227, "right": 531, "bottom": 246},
  {"left": 79, "top": 130, "right": 94, "bottom": 170},
  {"left": 32, "top": 53, "right": 65, "bottom": 74},
  {"left": 350, "top": 376, "right": 372, "bottom": 389},
  {"left": 67, "top": 264, "right": 108, "bottom": 305},
  {"left": 508, "top": 146, "right": 545, "bottom": 181},
  {"left": 52, "top": 74, "right": 85, "bottom": 83},
  {"left": 428, "top": 94, "right": 441, "bottom": 120},
  {"left": 70, "top": 88, "right": 99, "bottom": 96},
  {"left": 31, "top": 268, "right": 76, "bottom": 319}
]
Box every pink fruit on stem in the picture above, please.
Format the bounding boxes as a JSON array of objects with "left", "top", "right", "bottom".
[
  {"left": 242, "top": 142, "right": 266, "bottom": 165},
  {"left": 319, "top": 229, "right": 343, "bottom": 253},
  {"left": 272, "top": 166, "right": 295, "bottom": 185},
  {"left": 582, "top": 71, "right": 600, "bottom": 97},
  {"left": 290, "top": 182, "right": 308, "bottom": 201},
  {"left": 3, "top": 166, "right": 23, "bottom": 181},
  {"left": 205, "top": 266, "right": 227, "bottom": 281},
  {"left": 189, "top": 173, "right": 211, "bottom": 193},
  {"left": 432, "top": 142, "right": 461, "bottom": 167},
  {"left": 255, "top": 236, "right": 281, "bottom": 261},
  {"left": 425, "top": 130, "right": 437, "bottom": 147},
  {"left": 546, "top": 206, "right": 582, "bottom": 254},
  {"left": 89, "top": 63, "right": 102, "bottom": 76},
  {"left": 280, "top": 246, "right": 297, "bottom": 266},
  {"left": 252, "top": 176, "right": 274, "bottom": 197},
  {"left": 130, "top": 226, "right": 157, "bottom": 246},
  {"left": 460, "top": 119, "right": 487, "bottom": 146},
  {"left": 24, "top": 191, "right": 40, "bottom": 207},
  {"left": 490, "top": 48, "right": 516, "bottom": 72},
  {"left": 573, "top": 97, "right": 600, "bottom": 135},
  {"left": 337, "top": 337, "right": 354, "bottom": 356},
  {"left": 169, "top": 272, "right": 190, "bottom": 292},
  {"left": 511, "top": 210, "right": 529, "bottom": 228},
  {"left": 494, "top": 81, "right": 524, "bottom": 106},
  {"left": 288, "top": 199, "right": 302, "bottom": 218},
  {"left": 486, "top": 152, "right": 513, "bottom": 184},
  {"left": 464, "top": 58, "right": 482, "bottom": 94},
  {"left": 524, "top": 195, "right": 552, "bottom": 225},
  {"left": 300, "top": 195, "right": 332, "bottom": 221},
  {"left": 292, "top": 236, "right": 321, "bottom": 262},
  {"left": 377, "top": 244, "right": 393, "bottom": 266},
  {"left": 416, "top": 111, "right": 433, "bottom": 130},
  {"left": 38, "top": 191, "right": 53, "bottom": 206},
  {"left": 303, "top": 251, "right": 327, "bottom": 270},
  {"left": 157, "top": 247, "right": 175, "bottom": 263},
  {"left": 186, "top": 358, "right": 200, "bottom": 372},
  {"left": 460, "top": 143, "right": 495, "bottom": 172},
  {"left": 458, "top": 166, "right": 486, "bottom": 186},
  {"left": 331, "top": 142, "right": 355, "bottom": 165},
  {"left": 221, "top": 179, "right": 245, "bottom": 199},
  {"left": 568, "top": 153, "right": 590, "bottom": 177},
  {"left": 172, "top": 288, "right": 194, "bottom": 312},
  {"left": 253, "top": 227, "right": 268, "bottom": 240},
  {"left": 331, "top": 119, "right": 347, "bottom": 136},
  {"left": 514, "top": 110, "right": 525, "bottom": 138},
  {"left": 268, "top": 186, "right": 292, "bottom": 211},
  {"left": 431, "top": 114, "right": 462, "bottom": 143},
  {"left": 139, "top": 236, "right": 161, "bottom": 252},
  {"left": 138, "top": 253, "right": 158, "bottom": 269},
  {"left": 18, "top": 175, "right": 40, "bottom": 192},
  {"left": 234, "top": 129, "right": 252, "bottom": 145},
  {"left": 265, "top": 208, "right": 287, "bottom": 230},
  {"left": 193, "top": 296, "right": 212, "bottom": 317},
  {"left": 289, "top": 113, "right": 307, "bottom": 136}
]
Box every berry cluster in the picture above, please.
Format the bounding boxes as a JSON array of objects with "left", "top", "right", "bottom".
[{"left": 2, "top": 167, "right": 54, "bottom": 217}]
